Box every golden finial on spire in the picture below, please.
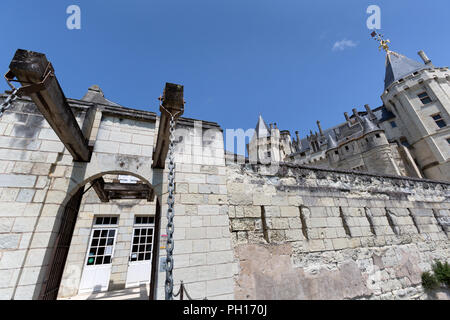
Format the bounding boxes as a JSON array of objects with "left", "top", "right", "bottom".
[{"left": 371, "top": 31, "right": 390, "bottom": 53}]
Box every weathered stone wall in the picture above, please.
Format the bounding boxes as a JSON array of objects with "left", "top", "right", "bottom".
[
  {"left": 158, "top": 120, "right": 238, "bottom": 300},
  {"left": 0, "top": 94, "right": 237, "bottom": 300},
  {"left": 227, "top": 162, "right": 450, "bottom": 299}
]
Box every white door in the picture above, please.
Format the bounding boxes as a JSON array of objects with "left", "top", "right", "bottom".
[
  {"left": 79, "top": 218, "right": 118, "bottom": 294},
  {"left": 125, "top": 216, "right": 155, "bottom": 288}
]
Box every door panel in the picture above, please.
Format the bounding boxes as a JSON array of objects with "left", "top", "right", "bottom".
[
  {"left": 39, "top": 187, "right": 84, "bottom": 300},
  {"left": 79, "top": 227, "right": 117, "bottom": 293},
  {"left": 125, "top": 226, "right": 154, "bottom": 288}
]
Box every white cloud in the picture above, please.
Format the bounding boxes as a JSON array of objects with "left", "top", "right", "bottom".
[{"left": 332, "top": 39, "right": 357, "bottom": 51}]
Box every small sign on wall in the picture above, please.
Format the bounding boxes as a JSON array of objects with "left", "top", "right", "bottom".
[
  {"left": 160, "top": 234, "right": 167, "bottom": 249},
  {"left": 159, "top": 257, "right": 167, "bottom": 272}
]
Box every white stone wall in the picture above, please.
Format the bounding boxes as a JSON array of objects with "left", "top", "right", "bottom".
[
  {"left": 382, "top": 67, "right": 450, "bottom": 181},
  {"left": 0, "top": 96, "right": 236, "bottom": 300},
  {"left": 155, "top": 121, "right": 237, "bottom": 300}
]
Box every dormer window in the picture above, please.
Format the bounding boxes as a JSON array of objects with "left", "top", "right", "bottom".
[{"left": 418, "top": 91, "right": 432, "bottom": 105}]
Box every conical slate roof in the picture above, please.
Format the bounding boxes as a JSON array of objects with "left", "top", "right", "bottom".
[
  {"left": 81, "top": 85, "right": 122, "bottom": 107},
  {"left": 384, "top": 51, "right": 430, "bottom": 89},
  {"left": 362, "top": 116, "right": 379, "bottom": 134},
  {"left": 254, "top": 114, "right": 271, "bottom": 138},
  {"left": 326, "top": 134, "right": 338, "bottom": 150}
]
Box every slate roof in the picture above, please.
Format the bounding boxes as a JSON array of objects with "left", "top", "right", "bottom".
[
  {"left": 384, "top": 51, "right": 430, "bottom": 89},
  {"left": 254, "top": 114, "right": 271, "bottom": 138},
  {"left": 81, "top": 85, "right": 124, "bottom": 107}
]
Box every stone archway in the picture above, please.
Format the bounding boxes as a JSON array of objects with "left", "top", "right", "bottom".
[{"left": 37, "top": 171, "right": 162, "bottom": 300}]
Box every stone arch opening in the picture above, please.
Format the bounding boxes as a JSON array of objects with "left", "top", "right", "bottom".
[{"left": 37, "top": 171, "right": 162, "bottom": 300}]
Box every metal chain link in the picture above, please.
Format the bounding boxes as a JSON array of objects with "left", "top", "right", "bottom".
[
  {"left": 165, "top": 115, "right": 176, "bottom": 300},
  {"left": 0, "top": 89, "right": 19, "bottom": 118}
]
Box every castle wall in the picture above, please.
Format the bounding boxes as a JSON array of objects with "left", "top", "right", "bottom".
[
  {"left": 226, "top": 163, "right": 450, "bottom": 299},
  {"left": 0, "top": 95, "right": 236, "bottom": 300}
]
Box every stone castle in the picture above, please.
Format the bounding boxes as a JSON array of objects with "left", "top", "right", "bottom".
[
  {"left": 248, "top": 50, "right": 450, "bottom": 182},
  {"left": 0, "top": 47, "right": 448, "bottom": 301}
]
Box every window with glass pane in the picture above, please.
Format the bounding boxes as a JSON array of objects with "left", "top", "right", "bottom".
[
  {"left": 87, "top": 228, "right": 116, "bottom": 266},
  {"left": 418, "top": 92, "right": 432, "bottom": 105},
  {"left": 95, "top": 216, "right": 119, "bottom": 226},
  {"left": 130, "top": 227, "right": 154, "bottom": 262},
  {"left": 432, "top": 114, "right": 447, "bottom": 128},
  {"left": 134, "top": 216, "right": 155, "bottom": 225}
]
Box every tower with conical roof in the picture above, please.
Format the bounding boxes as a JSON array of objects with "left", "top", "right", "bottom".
[
  {"left": 248, "top": 115, "right": 283, "bottom": 164},
  {"left": 377, "top": 34, "right": 450, "bottom": 180}
]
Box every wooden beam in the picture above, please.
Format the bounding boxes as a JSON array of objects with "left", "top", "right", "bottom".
[
  {"left": 103, "top": 182, "right": 150, "bottom": 192},
  {"left": 152, "top": 83, "right": 184, "bottom": 169},
  {"left": 8, "top": 49, "right": 90, "bottom": 161},
  {"left": 91, "top": 178, "right": 109, "bottom": 202},
  {"left": 103, "top": 182, "right": 154, "bottom": 201}
]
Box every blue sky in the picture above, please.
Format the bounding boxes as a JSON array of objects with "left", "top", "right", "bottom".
[{"left": 1, "top": 1, "right": 449, "bottom": 153}]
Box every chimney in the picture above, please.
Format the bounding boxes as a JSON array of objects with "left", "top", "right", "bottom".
[
  {"left": 316, "top": 120, "right": 324, "bottom": 136},
  {"left": 295, "top": 131, "right": 300, "bottom": 141},
  {"left": 270, "top": 123, "right": 273, "bottom": 130},
  {"left": 418, "top": 50, "right": 433, "bottom": 66},
  {"left": 344, "top": 112, "right": 350, "bottom": 122},
  {"left": 274, "top": 123, "right": 278, "bottom": 129}
]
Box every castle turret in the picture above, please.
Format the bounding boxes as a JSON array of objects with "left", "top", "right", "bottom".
[
  {"left": 381, "top": 48, "right": 450, "bottom": 180},
  {"left": 248, "top": 115, "right": 282, "bottom": 164}
]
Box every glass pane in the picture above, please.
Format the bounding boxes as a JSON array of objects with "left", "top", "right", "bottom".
[
  {"left": 146, "top": 236, "right": 152, "bottom": 243},
  {"left": 130, "top": 256, "right": 137, "bottom": 262},
  {"left": 138, "top": 253, "right": 144, "bottom": 261},
  {"left": 148, "top": 217, "right": 155, "bottom": 224},
  {"left": 132, "top": 245, "right": 138, "bottom": 253},
  {"left": 99, "top": 238, "right": 106, "bottom": 246},
  {"left": 141, "top": 229, "right": 147, "bottom": 236},
  {"left": 139, "top": 245, "right": 145, "bottom": 252},
  {"left": 97, "top": 247, "right": 105, "bottom": 255},
  {"left": 110, "top": 217, "right": 118, "bottom": 225},
  {"left": 95, "top": 256, "right": 103, "bottom": 265},
  {"left": 104, "top": 256, "right": 111, "bottom": 264},
  {"left": 103, "top": 217, "right": 110, "bottom": 225},
  {"left": 135, "top": 216, "right": 142, "bottom": 224},
  {"left": 92, "top": 239, "right": 99, "bottom": 246},
  {"left": 145, "top": 252, "right": 151, "bottom": 260},
  {"left": 95, "top": 217, "right": 103, "bottom": 225},
  {"left": 101, "top": 230, "right": 108, "bottom": 237},
  {"left": 437, "top": 120, "right": 446, "bottom": 128},
  {"left": 89, "top": 248, "right": 96, "bottom": 256},
  {"left": 107, "top": 238, "right": 114, "bottom": 246},
  {"left": 134, "top": 229, "right": 140, "bottom": 236},
  {"left": 93, "top": 230, "right": 101, "bottom": 238},
  {"left": 108, "top": 229, "right": 115, "bottom": 237},
  {"left": 145, "top": 244, "right": 152, "bottom": 251},
  {"left": 87, "top": 257, "right": 95, "bottom": 265}
]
